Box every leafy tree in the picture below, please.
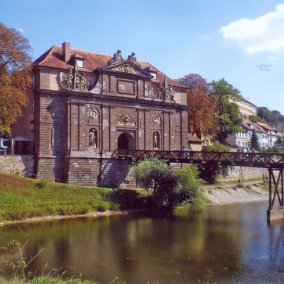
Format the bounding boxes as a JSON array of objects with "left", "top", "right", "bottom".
[
  {"left": 257, "top": 107, "right": 284, "bottom": 126},
  {"left": 176, "top": 73, "right": 208, "bottom": 90},
  {"left": 133, "top": 158, "right": 202, "bottom": 210},
  {"left": 0, "top": 23, "right": 32, "bottom": 135},
  {"left": 248, "top": 131, "right": 261, "bottom": 151},
  {"left": 209, "top": 79, "right": 243, "bottom": 143},
  {"left": 200, "top": 143, "right": 230, "bottom": 184},
  {"left": 249, "top": 115, "right": 261, "bottom": 123},
  {"left": 257, "top": 107, "right": 277, "bottom": 125},
  {"left": 177, "top": 73, "right": 219, "bottom": 138}
]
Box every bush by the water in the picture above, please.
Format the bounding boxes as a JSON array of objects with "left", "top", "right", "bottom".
[{"left": 133, "top": 158, "right": 202, "bottom": 210}]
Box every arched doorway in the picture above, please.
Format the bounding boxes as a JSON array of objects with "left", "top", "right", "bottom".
[{"left": 117, "top": 132, "right": 135, "bottom": 150}]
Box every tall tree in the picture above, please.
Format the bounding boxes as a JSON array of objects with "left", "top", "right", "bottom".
[
  {"left": 177, "top": 74, "right": 219, "bottom": 138},
  {"left": 248, "top": 131, "right": 261, "bottom": 151},
  {"left": 209, "top": 79, "right": 243, "bottom": 143},
  {"left": 0, "top": 23, "right": 32, "bottom": 135}
]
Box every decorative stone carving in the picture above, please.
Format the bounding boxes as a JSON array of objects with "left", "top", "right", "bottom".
[
  {"left": 59, "top": 67, "right": 88, "bottom": 91},
  {"left": 127, "top": 52, "right": 137, "bottom": 62},
  {"left": 112, "top": 64, "right": 137, "bottom": 74},
  {"left": 59, "top": 69, "right": 73, "bottom": 90},
  {"left": 117, "top": 114, "right": 136, "bottom": 127},
  {"left": 88, "top": 105, "right": 99, "bottom": 121},
  {"left": 89, "top": 128, "right": 97, "bottom": 148},
  {"left": 152, "top": 114, "right": 161, "bottom": 125},
  {"left": 154, "top": 80, "right": 175, "bottom": 102},
  {"left": 108, "top": 50, "right": 124, "bottom": 65}
]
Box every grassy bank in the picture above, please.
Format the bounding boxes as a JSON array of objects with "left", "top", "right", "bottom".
[
  {"left": 0, "top": 276, "right": 95, "bottom": 284},
  {"left": 0, "top": 173, "right": 145, "bottom": 222}
]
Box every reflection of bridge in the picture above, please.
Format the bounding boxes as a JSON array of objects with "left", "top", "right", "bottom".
[{"left": 115, "top": 149, "right": 284, "bottom": 221}]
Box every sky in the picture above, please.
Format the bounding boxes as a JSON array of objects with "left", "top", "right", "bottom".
[{"left": 1, "top": 0, "right": 284, "bottom": 113}]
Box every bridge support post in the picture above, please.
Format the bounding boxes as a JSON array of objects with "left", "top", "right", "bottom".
[{"left": 267, "top": 167, "right": 284, "bottom": 222}]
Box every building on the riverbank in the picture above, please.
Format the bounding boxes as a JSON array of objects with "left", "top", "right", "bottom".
[{"left": 14, "top": 43, "right": 189, "bottom": 186}]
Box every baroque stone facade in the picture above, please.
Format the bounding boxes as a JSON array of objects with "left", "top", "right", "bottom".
[{"left": 30, "top": 43, "right": 189, "bottom": 185}]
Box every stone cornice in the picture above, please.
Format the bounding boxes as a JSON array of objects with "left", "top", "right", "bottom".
[{"left": 38, "top": 89, "right": 189, "bottom": 110}]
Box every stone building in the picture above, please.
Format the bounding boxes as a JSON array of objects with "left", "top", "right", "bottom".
[{"left": 17, "top": 43, "right": 188, "bottom": 186}]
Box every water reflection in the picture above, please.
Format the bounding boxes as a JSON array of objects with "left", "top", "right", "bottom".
[{"left": 0, "top": 202, "right": 283, "bottom": 283}]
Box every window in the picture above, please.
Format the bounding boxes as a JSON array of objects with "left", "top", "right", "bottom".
[
  {"left": 150, "top": 72, "right": 157, "bottom": 80},
  {"left": 76, "top": 59, "right": 84, "bottom": 68}
]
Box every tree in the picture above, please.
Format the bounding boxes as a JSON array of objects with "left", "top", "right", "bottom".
[
  {"left": 176, "top": 73, "right": 208, "bottom": 90},
  {"left": 248, "top": 131, "right": 261, "bottom": 151},
  {"left": 0, "top": 23, "right": 32, "bottom": 135},
  {"left": 177, "top": 74, "right": 219, "bottom": 138},
  {"left": 200, "top": 143, "right": 230, "bottom": 184},
  {"left": 133, "top": 158, "right": 201, "bottom": 210},
  {"left": 209, "top": 79, "right": 243, "bottom": 143}
]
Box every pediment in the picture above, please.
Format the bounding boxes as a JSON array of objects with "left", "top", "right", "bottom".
[{"left": 101, "top": 60, "right": 153, "bottom": 79}]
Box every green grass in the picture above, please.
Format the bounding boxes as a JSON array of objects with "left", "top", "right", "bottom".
[
  {"left": 0, "top": 173, "right": 122, "bottom": 222},
  {"left": 0, "top": 276, "right": 95, "bottom": 284}
]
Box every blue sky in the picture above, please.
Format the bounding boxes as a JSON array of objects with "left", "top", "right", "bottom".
[{"left": 1, "top": 0, "right": 284, "bottom": 113}]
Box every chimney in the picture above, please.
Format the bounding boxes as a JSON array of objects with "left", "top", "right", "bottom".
[{"left": 62, "top": 42, "right": 70, "bottom": 62}]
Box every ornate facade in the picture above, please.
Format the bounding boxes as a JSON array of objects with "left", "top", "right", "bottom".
[{"left": 30, "top": 42, "right": 188, "bottom": 185}]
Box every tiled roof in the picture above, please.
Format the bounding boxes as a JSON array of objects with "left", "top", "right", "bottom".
[
  {"left": 257, "top": 122, "right": 276, "bottom": 131},
  {"left": 33, "top": 45, "right": 186, "bottom": 88},
  {"left": 242, "top": 119, "right": 265, "bottom": 133}
]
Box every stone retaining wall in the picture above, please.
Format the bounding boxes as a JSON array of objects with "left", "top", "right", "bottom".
[
  {"left": 0, "top": 155, "right": 34, "bottom": 177},
  {"left": 220, "top": 166, "right": 268, "bottom": 181},
  {"left": 0, "top": 155, "right": 270, "bottom": 186}
]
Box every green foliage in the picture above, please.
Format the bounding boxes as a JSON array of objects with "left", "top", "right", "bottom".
[
  {"left": 133, "top": 158, "right": 203, "bottom": 210},
  {"left": 202, "top": 143, "right": 230, "bottom": 152},
  {"left": 209, "top": 79, "right": 243, "bottom": 143},
  {"left": 35, "top": 179, "right": 47, "bottom": 189},
  {"left": 249, "top": 115, "right": 261, "bottom": 123},
  {"left": 133, "top": 157, "right": 173, "bottom": 194},
  {"left": 200, "top": 143, "right": 230, "bottom": 184},
  {"left": 174, "top": 165, "right": 203, "bottom": 207},
  {"left": 257, "top": 107, "right": 284, "bottom": 126},
  {"left": 248, "top": 131, "right": 261, "bottom": 151}
]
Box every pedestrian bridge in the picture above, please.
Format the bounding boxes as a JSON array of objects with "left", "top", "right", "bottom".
[
  {"left": 114, "top": 149, "right": 284, "bottom": 222},
  {"left": 115, "top": 149, "right": 284, "bottom": 168}
]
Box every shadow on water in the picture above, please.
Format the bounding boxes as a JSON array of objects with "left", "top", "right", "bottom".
[{"left": 0, "top": 202, "right": 284, "bottom": 283}]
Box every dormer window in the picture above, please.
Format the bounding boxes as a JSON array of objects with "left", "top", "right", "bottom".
[
  {"left": 76, "top": 58, "right": 84, "bottom": 68},
  {"left": 72, "top": 53, "right": 85, "bottom": 68},
  {"left": 150, "top": 72, "right": 157, "bottom": 80}
]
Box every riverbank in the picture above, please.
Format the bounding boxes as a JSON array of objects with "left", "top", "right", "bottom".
[
  {"left": 0, "top": 173, "right": 269, "bottom": 226},
  {"left": 202, "top": 180, "right": 268, "bottom": 205},
  {"left": 0, "top": 173, "right": 150, "bottom": 226}
]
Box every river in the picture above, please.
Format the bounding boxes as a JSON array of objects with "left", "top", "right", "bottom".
[{"left": 0, "top": 201, "right": 283, "bottom": 283}]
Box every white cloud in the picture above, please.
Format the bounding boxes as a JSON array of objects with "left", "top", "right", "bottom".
[{"left": 220, "top": 4, "right": 284, "bottom": 54}]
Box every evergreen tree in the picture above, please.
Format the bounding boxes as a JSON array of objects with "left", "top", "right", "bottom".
[{"left": 249, "top": 131, "right": 261, "bottom": 151}]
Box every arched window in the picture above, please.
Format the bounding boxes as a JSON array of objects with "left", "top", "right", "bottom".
[
  {"left": 89, "top": 128, "right": 97, "bottom": 148},
  {"left": 153, "top": 132, "right": 160, "bottom": 149}
]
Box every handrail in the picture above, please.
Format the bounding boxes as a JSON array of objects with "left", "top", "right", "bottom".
[{"left": 114, "top": 149, "right": 284, "bottom": 169}]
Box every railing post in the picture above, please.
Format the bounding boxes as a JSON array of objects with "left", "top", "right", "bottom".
[
  {"left": 269, "top": 167, "right": 272, "bottom": 209},
  {"left": 281, "top": 168, "right": 284, "bottom": 206}
]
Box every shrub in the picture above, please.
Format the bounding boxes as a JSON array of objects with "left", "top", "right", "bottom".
[
  {"left": 174, "top": 165, "right": 203, "bottom": 207},
  {"left": 35, "top": 179, "right": 48, "bottom": 189},
  {"left": 133, "top": 158, "right": 203, "bottom": 210}
]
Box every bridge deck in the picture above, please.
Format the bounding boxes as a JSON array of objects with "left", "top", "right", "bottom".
[{"left": 114, "top": 149, "right": 284, "bottom": 169}]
